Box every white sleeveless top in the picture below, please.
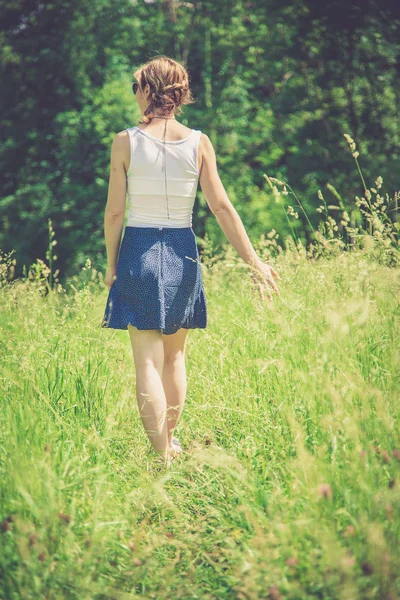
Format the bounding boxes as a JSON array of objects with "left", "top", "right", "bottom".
[{"left": 125, "top": 126, "right": 202, "bottom": 228}]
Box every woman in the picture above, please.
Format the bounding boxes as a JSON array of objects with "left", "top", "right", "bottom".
[{"left": 101, "top": 56, "right": 280, "bottom": 467}]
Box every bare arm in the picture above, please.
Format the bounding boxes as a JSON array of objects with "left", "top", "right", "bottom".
[
  {"left": 104, "top": 132, "right": 128, "bottom": 274},
  {"left": 199, "top": 134, "right": 261, "bottom": 267},
  {"left": 198, "top": 133, "right": 280, "bottom": 299}
]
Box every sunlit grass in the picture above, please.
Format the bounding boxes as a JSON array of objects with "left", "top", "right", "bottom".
[{"left": 0, "top": 140, "right": 399, "bottom": 598}]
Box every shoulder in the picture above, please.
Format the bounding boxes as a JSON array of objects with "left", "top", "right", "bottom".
[
  {"left": 110, "top": 130, "right": 131, "bottom": 155},
  {"left": 199, "top": 132, "right": 214, "bottom": 150},
  {"left": 199, "top": 133, "right": 216, "bottom": 161},
  {"left": 113, "top": 129, "right": 131, "bottom": 144}
]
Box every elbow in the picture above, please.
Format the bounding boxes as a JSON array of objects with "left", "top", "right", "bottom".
[
  {"left": 105, "top": 210, "right": 124, "bottom": 220},
  {"left": 212, "top": 204, "right": 231, "bottom": 217}
]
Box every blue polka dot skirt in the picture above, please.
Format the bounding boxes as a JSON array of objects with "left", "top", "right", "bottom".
[{"left": 101, "top": 226, "right": 207, "bottom": 335}]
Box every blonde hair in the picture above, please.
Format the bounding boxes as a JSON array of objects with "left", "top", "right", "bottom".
[{"left": 134, "top": 55, "right": 196, "bottom": 124}]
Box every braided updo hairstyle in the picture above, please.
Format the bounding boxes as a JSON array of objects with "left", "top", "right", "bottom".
[{"left": 134, "top": 55, "right": 196, "bottom": 124}]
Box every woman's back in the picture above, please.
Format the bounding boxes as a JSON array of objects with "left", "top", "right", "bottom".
[{"left": 126, "top": 124, "right": 202, "bottom": 228}]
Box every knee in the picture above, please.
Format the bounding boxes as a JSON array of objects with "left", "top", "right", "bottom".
[
  {"left": 164, "top": 351, "right": 185, "bottom": 367},
  {"left": 135, "top": 356, "right": 163, "bottom": 372}
]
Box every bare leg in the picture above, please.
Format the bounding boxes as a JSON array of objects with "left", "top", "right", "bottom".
[
  {"left": 128, "top": 325, "right": 170, "bottom": 461},
  {"left": 162, "top": 328, "right": 189, "bottom": 447}
]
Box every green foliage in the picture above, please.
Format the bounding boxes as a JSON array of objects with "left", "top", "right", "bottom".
[{"left": 1, "top": 0, "right": 399, "bottom": 282}]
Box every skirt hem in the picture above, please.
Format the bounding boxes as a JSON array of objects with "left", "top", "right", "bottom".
[{"left": 100, "top": 322, "right": 207, "bottom": 335}]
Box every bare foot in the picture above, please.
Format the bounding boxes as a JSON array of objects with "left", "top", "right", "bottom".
[{"left": 170, "top": 438, "right": 183, "bottom": 455}]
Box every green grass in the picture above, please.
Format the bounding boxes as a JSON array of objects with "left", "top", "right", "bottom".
[{"left": 0, "top": 234, "right": 399, "bottom": 599}]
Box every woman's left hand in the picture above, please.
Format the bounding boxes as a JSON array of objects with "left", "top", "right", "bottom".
[
  {"left": 247, "top": 259, "right": 281, "bottom": 302},
  {"left": 105, "top": 266, "right": 117, "bottom": 290}
]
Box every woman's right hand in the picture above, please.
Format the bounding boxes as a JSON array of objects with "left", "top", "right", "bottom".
[
  {"left": 247, "top": 259, "right": 281, "bottom": 302},
  {"left": 105, "top": 265, "right": 117, "bottom": 291}
]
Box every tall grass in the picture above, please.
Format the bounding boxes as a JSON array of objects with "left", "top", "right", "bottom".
[{"left": 0, "top": 138, "right": 399, "bottom": 599}]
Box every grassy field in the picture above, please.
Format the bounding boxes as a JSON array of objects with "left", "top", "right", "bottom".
[
  {"left": 1, "top": 171, "right": 399, "bottom": 598},
  {"left": 1, "top": 235, "right": 399, "bottom": 599}
]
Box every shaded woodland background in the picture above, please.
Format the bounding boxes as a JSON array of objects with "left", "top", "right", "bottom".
[{"left": 1, "top": 0, "right": 399, "bottom": 281}]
